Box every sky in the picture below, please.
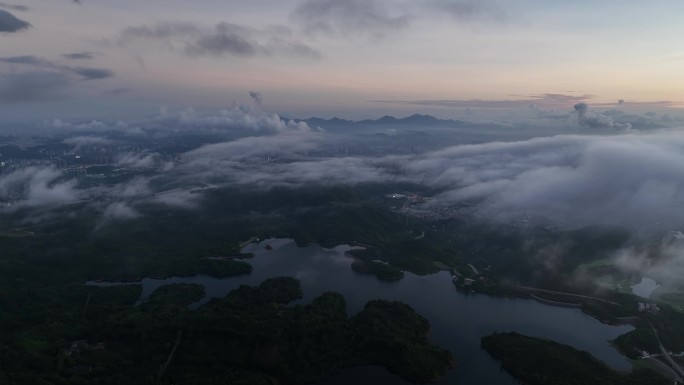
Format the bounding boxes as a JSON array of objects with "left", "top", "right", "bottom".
[
  {"left": 1, "top": 0, "right": 684, "bottom": 121},
  {"left": 4, "top": 0, "right": 684, "bottom": 288}
]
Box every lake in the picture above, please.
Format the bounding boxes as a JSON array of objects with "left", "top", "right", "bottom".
[
  {"left": 97, "top": 239, "right": 635, "bottom": 384},
  {"left": 631, "top": 277, "right": 660, "bottom": 299}
]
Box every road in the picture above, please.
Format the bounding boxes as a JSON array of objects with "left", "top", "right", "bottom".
[
  {"left": 239, "top": 237, "right": 258, "bottom": 249},
  {"left": 650, "top": 322, "right": 684, "bottom": 381},
  {"left": 158, "top": 331, "right": 182, "bottom": 378},
  {"left": 645, "top": 357, "right": 681, "bottom": 382},
  {"left": 518, "top": 286, "right": 621, "bottom": 306}
]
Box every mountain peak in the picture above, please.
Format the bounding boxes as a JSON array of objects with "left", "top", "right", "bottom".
[{"left": 302, "top": 114, "right": 466, "bottom": 128}]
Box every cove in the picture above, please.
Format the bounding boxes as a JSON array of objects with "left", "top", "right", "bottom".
[{"left": 93, "top": 239, "right": 635, "bottom": 384}]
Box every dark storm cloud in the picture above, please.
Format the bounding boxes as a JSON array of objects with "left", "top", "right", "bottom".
[
  {"left": 0, "top": 9, "right": 30, "bottom": 33},
  {"left": 119, "top": 22, "right": 321, "bottom": 59},
  {"left": 0, "top": 71, "right": 69, "bottom": 103},
  {"left": 0, "top": 2, "right": 29, "bottom": 12},
  {"left": 62, "top": 52, "right": 96, "bottom": 60},
  {"left": 292, "top": 0, "right": 411, "bottom": 38}
]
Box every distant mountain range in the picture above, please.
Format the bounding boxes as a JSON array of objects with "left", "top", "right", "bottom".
[{"left": 299, "top": 114, "right": 468, "bottom": 128}]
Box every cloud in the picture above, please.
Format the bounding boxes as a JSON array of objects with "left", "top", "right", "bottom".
[
  {"left": 612, "top": 232, "right": 684, "bottom": 290},
  {"left": 168, "top": 111, "right": 329, "bottom": 186},
  {"left": 116, "top": 152, "right": 164, "bottom": 169},
  {"left": 62, "top": 52, "right": 96, "bottom": 60},
  {"left": 151, "top": 104, "right": 313, "bottom": 134},
  {"left": 103, "top": 88, "right": 132, "bottom": 96},
  {"left": 0, "top": 166, "right": 78, "bottom": 208},
  {"left": 0, "top": 2, "right": 29, "bottom": 12},
  {"left": 250, "top": 157, "right": 392, "bottom": 186},
  {"left": 103, "top": 201, "right": 140, "bottom": 220},
  {"left": 184, "top": 131, "right": 319, "bottom": 164},
  {"left": 428, "top": 0, "right": 502, "bottom": 21},
  {"left": 376, "top": 95, "right": 682, "bottom": 113},
  {"left": 0, "top": 55, "right": 115, "bottom": 81},
  {"left": 12, "top": 102, "right": 684, "bottom": 243},
  {"left": 292, "top": 0, "right": 411, "bottom": 39},
  {"left": 70, "top": 67, "right": 114, "bottom": 80},
  {"left": 180, "top": 141, "right": 391, "bottom": 189},
  {"left": 573, "top": 103, "right": 632, "bottom": 130},
  {"left": 45, "top": 118, "right": 107, "bottom": 130},
  {"left": 0, "top": 71, "right": 70, "bottom": 103},
  {"left": 249, "top": 91, "right": 263, "bottom": 105},
  {"left": 407, "top": 130, "right": 684, "bottom": 228},
  {"left": 119, "top": 22, "right": 321, "bottom": 59},
  {"left": 375, "top": 93, "right": 595, "bottom": 109},
  {"left": 291, "top": 0, "right": 502, "bottom": 40},
  {"left": 42, "top": 100, "right": 312, "bottom": 136},
  {"left": 0, "top": 9, "right": 30, "bottom": 33},
  {"left": 153, "top": 188, "right": 201, "bottom": 209},
  {"left": 0, "top": 56, "right": 115, "bottom": 104},
  {"left": 51, "top": 105, "right": 678, "bottom": 233},
  {"left": 0, "top": 55, "right": 52, "bottom": 66},
  {"left": 63, "top": 136, "right": 115, "bottom": 152},
  {"left": 111, "top": 177, "right": 152, "bottom": 199}
]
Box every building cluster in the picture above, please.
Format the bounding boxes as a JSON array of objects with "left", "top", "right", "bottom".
[
  {"left": 395, "top": 203, "right": 474, "bottom": 221},
  {"left": 637, "top": 302, "right": 660, "bottom": 314}
]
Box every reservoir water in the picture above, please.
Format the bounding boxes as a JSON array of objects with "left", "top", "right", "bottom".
[
  {"left": 631, "top": 277, "right": 660, "bottom": 299},
  {"left": 105, "top": 239, "right": 635, "bottom": 384}
]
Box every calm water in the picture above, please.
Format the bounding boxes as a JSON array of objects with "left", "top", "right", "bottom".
[
  {"left": 97, "top": 239, "right": 635, "bottom": 384},
  {"left": 631, "top": 277, "right": 660, "bottom": 299}
]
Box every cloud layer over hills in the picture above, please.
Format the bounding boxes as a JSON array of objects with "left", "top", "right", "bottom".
[{"left": 4, "top": 102, "right": 684, "bottom": 234}]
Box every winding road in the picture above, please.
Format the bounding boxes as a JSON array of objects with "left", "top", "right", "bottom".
[
  {"left": 650, "top": 322, "right": 684, "bottom": 382},
  {"left": 518, "top": 286, "right": 621, "bottom": 306}
]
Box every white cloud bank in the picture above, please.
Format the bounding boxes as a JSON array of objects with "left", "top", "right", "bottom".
[{"left": 410, "top": 129, "right": 684, "bottom": 228}]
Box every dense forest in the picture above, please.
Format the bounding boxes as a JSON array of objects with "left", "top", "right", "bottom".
[
  {"left": 481, "top": 332, "right": 668, "bottom": 385},
  {"left": 3, "top": 183, "right": 682, "bottom": 383},
  {"left": 0, "top": 277, "right": 452, "bottom": 384}
]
